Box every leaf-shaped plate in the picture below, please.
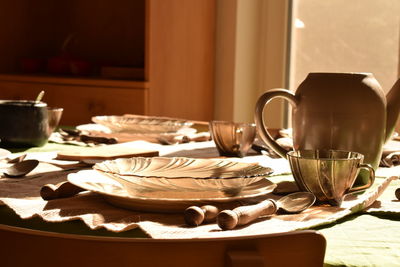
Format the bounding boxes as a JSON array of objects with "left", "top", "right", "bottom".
[
  {"left": 93, "top": 157, "right": 274, "bottom": 196},
  {"left": 92, "top": 114, "right": 193, "bottom": 133},
  {"left": 67, "top": 170, "right": 276, "bottom": 212}
]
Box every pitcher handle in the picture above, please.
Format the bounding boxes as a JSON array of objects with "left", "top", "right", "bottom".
[
  {"left": 348, "top": 163, "right": 375, "bottom": 193},
  {"left": 254, "top": 89, "right": 298, "bottom": 158}
]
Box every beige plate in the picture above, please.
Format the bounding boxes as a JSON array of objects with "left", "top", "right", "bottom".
[
  {"left": 92, "top": 114, "right": 193, "bottom": 134},
  {"left": 67, "top": 170, "right": 276, "bottom": 213},
  {"left": 93, "top": 157, "right": 273, "bottom": 194}
]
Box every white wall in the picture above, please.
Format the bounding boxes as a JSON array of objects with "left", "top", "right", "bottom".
[{"left": 214, "top": 0, "right": 289, "bottom": 128}]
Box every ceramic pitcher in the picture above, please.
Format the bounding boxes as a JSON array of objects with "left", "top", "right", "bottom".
[{"left": 255, "top": 72, "right": 400, "bottom": 185}]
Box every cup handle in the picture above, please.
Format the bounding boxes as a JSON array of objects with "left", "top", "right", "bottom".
[
  {"left": 254, "top": 89, "right": 298, "bottom": 158},
  {"left": 348, "top": 163, "right": 375, "bottom": 193},
  {"left": 232, "top": 127, "right": 243, "bottom": 155}
]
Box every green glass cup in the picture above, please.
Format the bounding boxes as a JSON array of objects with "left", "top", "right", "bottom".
[{"left": 287, "top": 150, "right": 375, "bottom": 206}]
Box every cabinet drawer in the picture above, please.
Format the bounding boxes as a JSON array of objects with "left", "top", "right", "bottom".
[{"left": 0, "top": 81, "right": 148, "bottom": 126}]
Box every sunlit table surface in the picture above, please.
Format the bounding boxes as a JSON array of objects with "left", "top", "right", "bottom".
[{"left": 1, "top": 141, "right": 400, "bottom": 267}]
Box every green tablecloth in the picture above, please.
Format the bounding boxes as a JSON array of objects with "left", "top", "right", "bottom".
[
  {"left": 317, "top": 172, "right": 400, "bottom": 267},
  {"left": 2, "top": 141, "right": 400, "bottom": 267},
  {"left": 319, "top": 214, "right": 400, "bottom": 267}
]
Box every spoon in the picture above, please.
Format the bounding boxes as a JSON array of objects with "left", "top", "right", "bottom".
[
  {"left": 40, "top": 181, "right": 85, "bottom": 200},
  {"left": 35, "top": 90, "right": 45, "bottom": 103},
  {"left": 3, "top": 160, "right": 39, "bottom": 178},
  {"left": 217, "top": 192, "right": 316, "bottom": 230},
  {"left": 6, "top": 153, "right": 27, "bottom": 163}
]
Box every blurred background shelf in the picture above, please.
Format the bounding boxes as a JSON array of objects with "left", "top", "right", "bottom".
[
  {"left": 0, "top": 0, "right": 216, "bottom": 125},
  {"left": 0, "top": 74, "right": 148, "bottom": 88},
  {"left": 0, "top": 73, "right": 149, "bottom": 126}
]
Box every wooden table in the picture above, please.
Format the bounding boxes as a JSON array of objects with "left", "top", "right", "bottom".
[{"left": 1, "top": 141, "right": 399, "bottom": 266}]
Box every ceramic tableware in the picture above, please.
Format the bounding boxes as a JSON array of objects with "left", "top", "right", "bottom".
[
  {"left": 287, "top": 149, "right": 375, "bottom": 206},
  {"left": 2, "top": 159, "right": 39, "bottom": 178},
  {"left": 67, "top": 170, "right": 277, "bottom": 213},
  {"left": 92, "top": 114, "right": 193, "bottom": 134},
  {"left": 209, "top": 121, "right": 256, "bottom": 157},
  {"left": 47, "top": 107, "right": 64, "bottom": 134},
  {"left": 6, "top": 153, "right": 27, "bottom": 163},
  {"left": 0, "top": 100, "right": 63, "bottom": 147},
  {"left": 93, "top": 157, "right": 273, "bottom": 197},
  {"left": 255, "top": 73, "right": 400, "bottom": 185},
  {"left": 40, "top": 181, "right": 85, "bottom": 200},
  {"left": 0, "top": 100, "right": 49, "bottom": 147}
]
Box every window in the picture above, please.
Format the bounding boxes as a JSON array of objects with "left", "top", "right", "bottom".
[
  {"left": 290, "top": 0, "right": 400, "bottom": 94},
  {"left": 214, "top": 0, "right": 400, "bottom": 127}
]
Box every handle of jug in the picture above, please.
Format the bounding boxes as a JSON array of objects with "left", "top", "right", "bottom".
[
  {"left": 254, "top": 89, "right": 298, "bottom": 158},
  {"left": 348, "top": 163, "right": 375, "bottom": 193}
]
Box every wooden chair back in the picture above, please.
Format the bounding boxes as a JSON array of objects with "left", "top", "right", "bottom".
[{"left": 0, "top": 224, "right": 326, "bottom": 267}]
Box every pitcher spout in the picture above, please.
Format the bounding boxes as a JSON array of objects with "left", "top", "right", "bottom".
[{"left": 385, "top": 78, "right": 400, "bottom": 142}]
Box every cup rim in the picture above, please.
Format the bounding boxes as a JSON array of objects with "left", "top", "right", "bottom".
[
  {"left": 209, "top": 120, "right": 256, "bottom": 127},
  {"left": 287, "top": 149, "right": 364, "bottom": 161},
  {"left": 0, "top": 100, "right": 47, "bottom": 108},
  {"left": 47, "top": 107, "right": 64, "bottom": 111}
]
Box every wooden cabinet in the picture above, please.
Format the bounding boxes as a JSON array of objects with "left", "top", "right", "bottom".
[{"left": 0, "top": 0, "right": 215, "bottom": 126}]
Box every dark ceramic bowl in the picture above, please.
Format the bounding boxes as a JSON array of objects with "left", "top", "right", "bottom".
[{"left": 0, "top": 100, "right": 51, "bottom": 147}]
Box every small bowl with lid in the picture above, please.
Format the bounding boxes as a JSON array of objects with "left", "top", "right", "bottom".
[{"left": 0, "top": 100, "right": 62, "bottom": 147}]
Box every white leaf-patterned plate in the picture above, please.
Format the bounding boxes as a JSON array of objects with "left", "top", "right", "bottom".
[
  {"left": 93, "top": 157, "right": 274, "bottom": 196},
  {"left": 92, "top": 114, "right": 193, "bottom": 134},
  {"left": 67, "top": 170, "right": 276, "bottom": 213}
]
